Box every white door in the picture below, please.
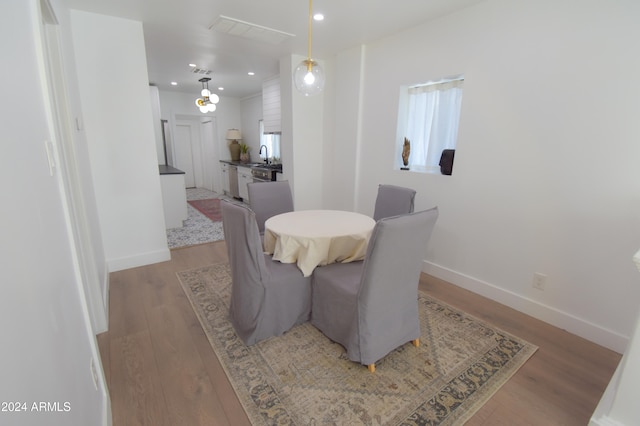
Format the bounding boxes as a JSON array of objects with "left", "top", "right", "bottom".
[
  {"left": 200, "top": 118, "right": 218, "bottom": 191},
  {"left": 174, "top": 123, "right": 196, "bottom": 187}
]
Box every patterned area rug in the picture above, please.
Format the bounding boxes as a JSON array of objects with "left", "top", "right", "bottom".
[
  {"left": 177, "top": 263, "right": 538, "bottom": 425},
  {"left": 165, "top": 205, "right": 224, "bottom": 248},
  {"left": 166, "top": 189, "right": 226, "bottom": 249},
  {"left": 188, "top": 198, "right": 222, "bottom": 222}
]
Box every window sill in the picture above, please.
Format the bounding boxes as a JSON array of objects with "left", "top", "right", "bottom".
[{"left": 397, "top": 165, "right": 445, "bottom": 175}]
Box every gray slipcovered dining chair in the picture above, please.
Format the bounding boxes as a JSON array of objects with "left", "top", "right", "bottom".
[
  {"left": 310, "top": 207, "right": 439, "bottom": 372},
  {"left": 372, "top": 184, "right": 416, "bottom": 221},
  {"left": 221, "top": 199, "right": 311, "bottom": 346},
  {"left": 247, "top": 181, "right": 294, "bottom": 234}
]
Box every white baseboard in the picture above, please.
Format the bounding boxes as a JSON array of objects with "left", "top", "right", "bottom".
[
  {"left": 107, "top": 248, "right": 171, "bottom": 273},
  {"left": 96, "top": 266, "right": 110, "bottom": 335},
  {"left": 423, "top": 261, "right": 628, "bottom": 353},
  {"left": 589, "top": 415, "right": 626, "bottom": 426},
  {"left": 103, "top": 386, "right": 112, "bottom": 426}
]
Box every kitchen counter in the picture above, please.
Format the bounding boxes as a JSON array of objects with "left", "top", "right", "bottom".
[
  {"left": 159, "top": 164, "right": 185, "bottom": 175},
  {"left": 219, "top": 160, "right": 282, "bottom": 171},
  {"left": 219, "top": 160, "right": 283, "bottom": 182},
  {"left": 220, "top": 160, "right": 282, "bottom": 200}
]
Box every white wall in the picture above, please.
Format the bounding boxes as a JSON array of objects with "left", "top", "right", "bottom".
[
  {"left": 324, "top": 45, "right": 364, "bottom": 211},
  {"left": 0, "top": 0, "right": 108, "bottom": 424},
  {"left": 158, "top": 90, "right": 241, "bottom": 194},
  {"left": 240, "top": 93, "right": 263, "bottom": 156},
  {"left": 329, "top": 0, "right": 640, "bottom": 352},
  {"left": 288, "top": 54, "right": 325, "bottom": 210},
  {"left": 70, "top": 10, "right": 170, "bottom": 272},
  {"left": 149, "top": 85, "right": 165, "bottom": 165},
  {"left": 159, "top": 90, "right": 241, "bottom": 161}
]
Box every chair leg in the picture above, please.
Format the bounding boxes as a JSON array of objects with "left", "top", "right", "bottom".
[{"left": 367, "top": 340, "right": 419, "bottom": 373}]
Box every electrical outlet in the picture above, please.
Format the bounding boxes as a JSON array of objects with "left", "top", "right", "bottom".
[{"left": 533, "top": 272, "right": 547, "bottom": 291}]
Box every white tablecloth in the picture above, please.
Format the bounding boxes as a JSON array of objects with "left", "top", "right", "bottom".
[{"left": 264, "top": 210, "right": 376, "bottom": 277}]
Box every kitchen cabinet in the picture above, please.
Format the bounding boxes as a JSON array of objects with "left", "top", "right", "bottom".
[
  {"left": 238, "top": 166, "right": 253, "bottom": 202},
  {"left": 221, "top": 162, "right": 230, "bottom": 195}
]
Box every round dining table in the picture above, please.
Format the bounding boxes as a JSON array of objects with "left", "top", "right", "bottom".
[{"left": 263, "top": 210, "right": 376, "bottom": 277}]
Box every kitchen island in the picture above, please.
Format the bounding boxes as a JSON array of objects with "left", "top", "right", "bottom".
[{"left": 159, "top": 165, "right": 188, "bottom": 229}]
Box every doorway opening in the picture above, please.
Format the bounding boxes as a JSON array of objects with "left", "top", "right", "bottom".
[{"left": 172, "top": 115, "right": 218, "bottom": 191}]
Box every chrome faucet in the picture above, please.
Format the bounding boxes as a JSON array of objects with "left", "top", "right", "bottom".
[{"left": 259, "top": 145, "right": 269, "bottom": 164}]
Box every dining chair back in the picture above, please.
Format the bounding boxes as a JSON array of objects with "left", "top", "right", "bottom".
[
  {"left": 247, "top": 181, "right": 294, "bottom": 234},
  {"left": 311, "top": 207, "right": 439, "bottom": 369},
  {"left": 372, "top": 184, "right": 416, "bottom": 221},
  {"left": 221, "top": 199, "right": 311, "bottom": 346}
]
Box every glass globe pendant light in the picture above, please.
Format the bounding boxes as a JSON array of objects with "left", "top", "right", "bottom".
[
  {"left": 194, "top": 77, "right": 219, "bottom": 113},
  {"left": 293, "top": 0, "right": 325, "bottom": 96}
]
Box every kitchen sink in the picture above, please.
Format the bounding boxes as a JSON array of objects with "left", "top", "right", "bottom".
[{"left": 250, "top": 163, "right": 282, "bottom": 171}]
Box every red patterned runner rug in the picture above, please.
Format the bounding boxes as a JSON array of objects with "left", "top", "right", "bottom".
[{"left": 188, "top": 198, "right": 222, "bottom": 222}]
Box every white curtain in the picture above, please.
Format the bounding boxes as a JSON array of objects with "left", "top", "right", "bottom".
[
  {"left": 405, "top": 79, "right": 463, "bottom": 171},
  {"left": 259, "top": 120, "right": 281, "bottom": 160}
]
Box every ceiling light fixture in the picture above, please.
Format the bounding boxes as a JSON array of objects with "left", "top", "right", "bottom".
[
  {"left": 293, "top": 0, "right": 325, "bottom": 96},
  {"left": 194, "top": 77, "right": 219, "bottom": 113}
]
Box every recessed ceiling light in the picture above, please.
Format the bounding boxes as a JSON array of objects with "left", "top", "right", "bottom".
[
  {"left": 218, "top": 87, "right": 224, "bottom": 91},
  {"left": 313, "top": 13, "right": 324, "bottom": 21},
  {"left": 188, "top": 63, "right": 196, "bottom": 67},
  {"left": 248, "top": 72, "right": 255, "bottom": 76},
  {"left": 170, "top": 81, "right": 178, "bottom": 86}
]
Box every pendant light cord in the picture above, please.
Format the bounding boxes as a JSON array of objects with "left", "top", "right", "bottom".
[{"left": 307, "top": 0, "right": 313, "bottom": 69}]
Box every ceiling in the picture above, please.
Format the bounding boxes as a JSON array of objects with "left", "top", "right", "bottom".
[{"left": 63, "top": 0, "right": 484, "bottom": 98}]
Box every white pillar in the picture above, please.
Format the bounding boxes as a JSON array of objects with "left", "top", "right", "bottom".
[{"left": 590, "top": 249, "right": 640, "bottom": 426}]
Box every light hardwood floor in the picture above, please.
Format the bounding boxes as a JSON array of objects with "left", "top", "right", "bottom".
[{"left": 98, "top": 241, "right": 622, "bottom": 425}]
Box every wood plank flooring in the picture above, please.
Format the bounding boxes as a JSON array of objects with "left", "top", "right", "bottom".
[{"left": 98, "top": 241, "right": 622, "bottom": 425}]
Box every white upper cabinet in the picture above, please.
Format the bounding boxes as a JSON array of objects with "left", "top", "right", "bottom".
[{"left": 262, "top": 76, "right": 281, "bottom": 134}]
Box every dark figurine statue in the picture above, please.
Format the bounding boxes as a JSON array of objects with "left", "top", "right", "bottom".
[{"left": 402, "top": 137, "right": 410, "bottom": 167}]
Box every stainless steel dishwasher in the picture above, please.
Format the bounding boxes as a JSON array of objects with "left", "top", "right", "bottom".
[
  {"left": 251, "top": 167, "right": 272, "bottom": 183},
  {"left": 228, "top": 165, "right": 240, "bottom": 199}
]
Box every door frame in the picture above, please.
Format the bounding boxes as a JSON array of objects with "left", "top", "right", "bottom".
[
  {"left": 39, "top": 0, "right": 108, "bottom": 332},
  {"left": 174, "top": 119, "right": 199, "bottom": 187},
  {"left": 37, "top": 0, "right": 111, "bottom": 423},
  {"left": 199, "top": 117, "right": 218, "bottom": 192}
]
